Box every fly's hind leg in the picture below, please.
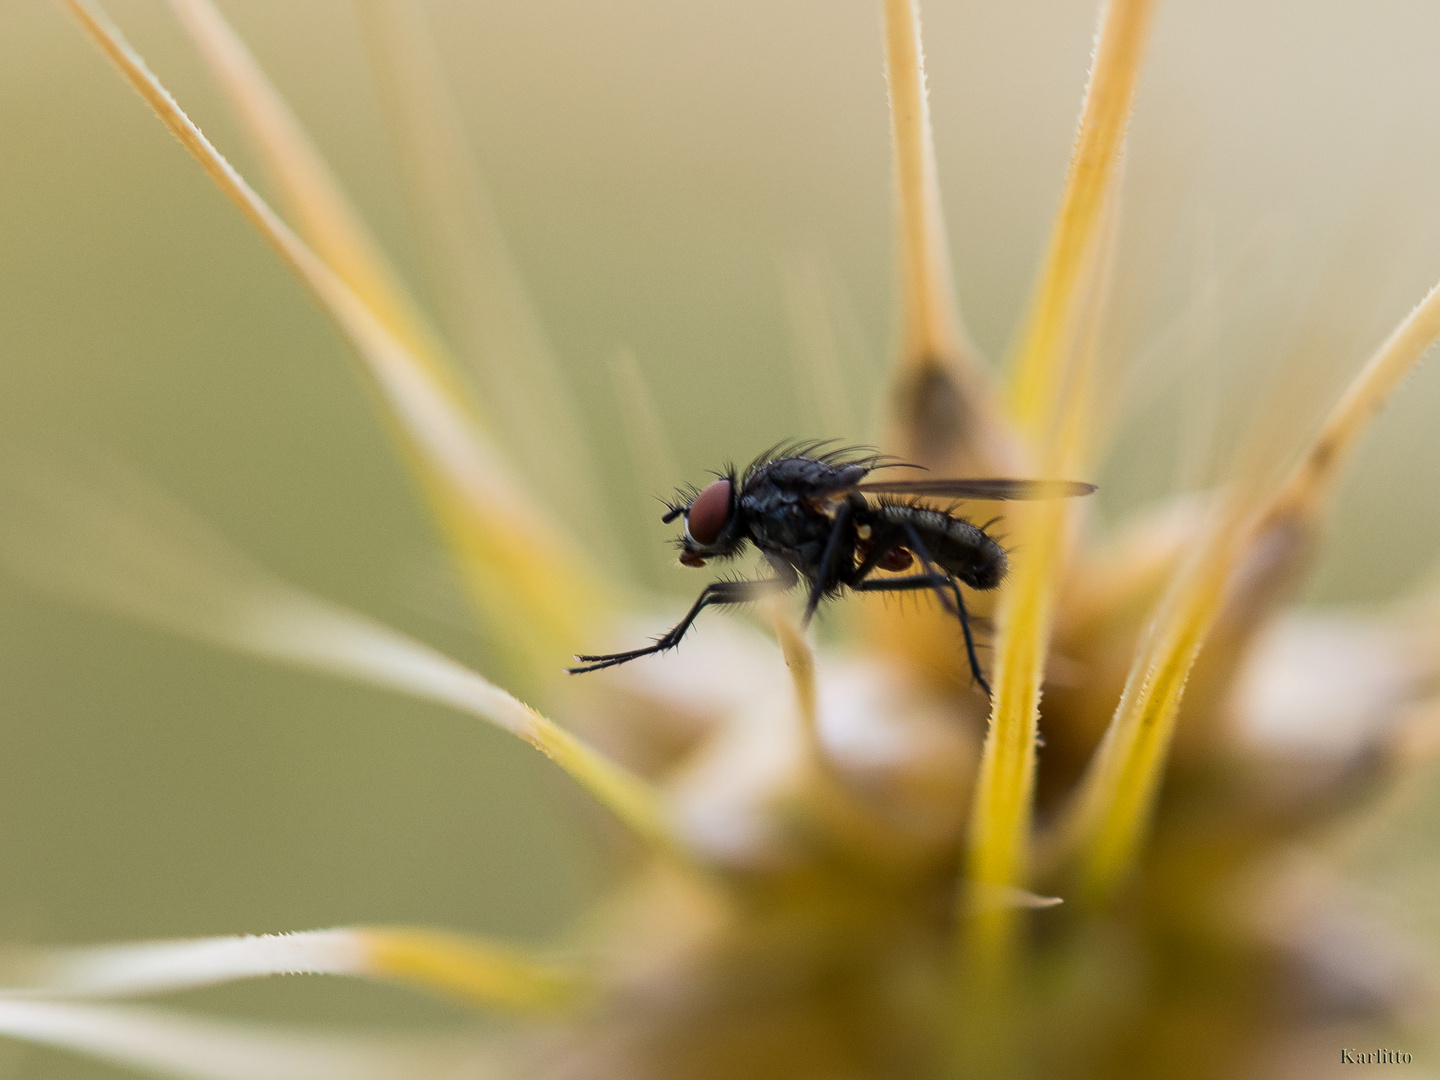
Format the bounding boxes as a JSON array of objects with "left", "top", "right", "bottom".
[
  {"left": 570, "top": 564, "right": 798, "bottom": 674},
  {"left": 948, "top": 586, "right": 989, "bottom": 699},
  {"left": 852, "top": 573, "right": 991, "bottom": 698},
  {"left": 901, "top": 521, "right": 990, "bottom": 698}
]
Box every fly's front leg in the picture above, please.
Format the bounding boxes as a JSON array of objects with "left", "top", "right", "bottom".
[{"left": 570, "top": 563, "right": 799, "bottom": 674}]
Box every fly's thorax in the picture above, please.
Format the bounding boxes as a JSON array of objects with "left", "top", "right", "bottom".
[
  {"left": 743, "top": 498, "right": 833, "bottom": 565},
  {"left": 744, "top": 455, "right": 869, "bottom": 499}
]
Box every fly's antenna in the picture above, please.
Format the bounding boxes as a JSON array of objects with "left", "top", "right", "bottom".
[{"left": 659, "top": 483, "right": 699, "bottom": 523}]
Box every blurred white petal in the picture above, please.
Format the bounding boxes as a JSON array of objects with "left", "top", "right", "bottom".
[
  {"left": 0, "top": 930, "right": 367, "bottom": 999},
  {"left": 1235, "top": 612, "right": 1414, "bottom": 758},
  {"left": 0, "top": 999, "right": 481, "bottom": 1080}
]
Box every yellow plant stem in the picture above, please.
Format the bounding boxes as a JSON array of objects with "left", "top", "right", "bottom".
[
  {"left": 1065, "top": 496, "right": 1246, "bottom": 904},
  {"left": 1267, "top": 275, "right": 1440, "bottom": 527},
  {"left": 965, "top": 225, "right": 1122, "bottom": 995},
  {"left": 1006, "top": 0, "right": 1155, "bottom": 433},
  {"left": 358, "top": 927, "right": 589, "bottom": 1014},
  {"left": 964, "top": 503, "right": 1063, "bottom": 957},
  {"left": 962, "top": 0, "right": 1150, "bottom": 982},
  {"left": 768, "top": 598, "right": 821, "bottom": 761},
  {"left": 884, "top": 0, "right": 967, "bottom": 369}
]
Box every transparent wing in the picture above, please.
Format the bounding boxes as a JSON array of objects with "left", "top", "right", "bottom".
[{"left": 854, "top": 478, "right": 1097, "bottom": 500}]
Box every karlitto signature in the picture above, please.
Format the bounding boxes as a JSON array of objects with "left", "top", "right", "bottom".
[{"left": 1341, "top": 1048, "right": 1412, "bottom": 1064}]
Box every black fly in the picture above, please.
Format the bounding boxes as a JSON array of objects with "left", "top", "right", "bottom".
[{"left": 568, "top": 442, "right": 1095, "bottom": 696}]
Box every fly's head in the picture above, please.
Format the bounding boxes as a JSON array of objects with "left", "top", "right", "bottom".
[{"left": 662, "top": 472, "right": 745, "bottom": 568}]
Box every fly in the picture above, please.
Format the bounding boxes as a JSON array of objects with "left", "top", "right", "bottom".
[{"left": 568, "top": 442, "right": 1096, "bottom": 696}]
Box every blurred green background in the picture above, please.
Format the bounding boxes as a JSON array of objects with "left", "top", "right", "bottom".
[{"left": 3, "top": 0, "right": 1440, "bottom": 1075}]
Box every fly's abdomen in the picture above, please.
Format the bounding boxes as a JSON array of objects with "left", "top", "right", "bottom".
[{"left": 872, "top": 504, "right": 1007, "bottom": 590}]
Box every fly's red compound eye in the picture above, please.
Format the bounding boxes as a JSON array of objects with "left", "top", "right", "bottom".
[{"left": 685, "top": 478, "right": 732, "bottom": 546}]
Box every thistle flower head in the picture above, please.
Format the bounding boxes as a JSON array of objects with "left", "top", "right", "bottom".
[{"left": 3, "top": 1, "right": 1440, "bottom": 1078}]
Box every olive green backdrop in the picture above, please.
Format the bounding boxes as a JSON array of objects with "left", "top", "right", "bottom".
[{"left": 3, "top": 1, "right": 1440, "bottom": 1076}]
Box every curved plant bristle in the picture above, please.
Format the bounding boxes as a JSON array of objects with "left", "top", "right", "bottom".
[
  {"left": 1055, "top": 486, "right": 1254, "bottom": 905},
  {"left": 61, "top": 0, "right": 617, "bottom": 684},
  {"left": 166, "top": 0, "right": 460, "bottom": 405},
  {"left": 356, "top": 0, "right": 616, "bottom": 554},
  {"left": 1003, "top": 0, "right": 1155, "bottom": 438},
  {"left": 0, "top": 926, "right": 587, "bottom": 1015}
]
